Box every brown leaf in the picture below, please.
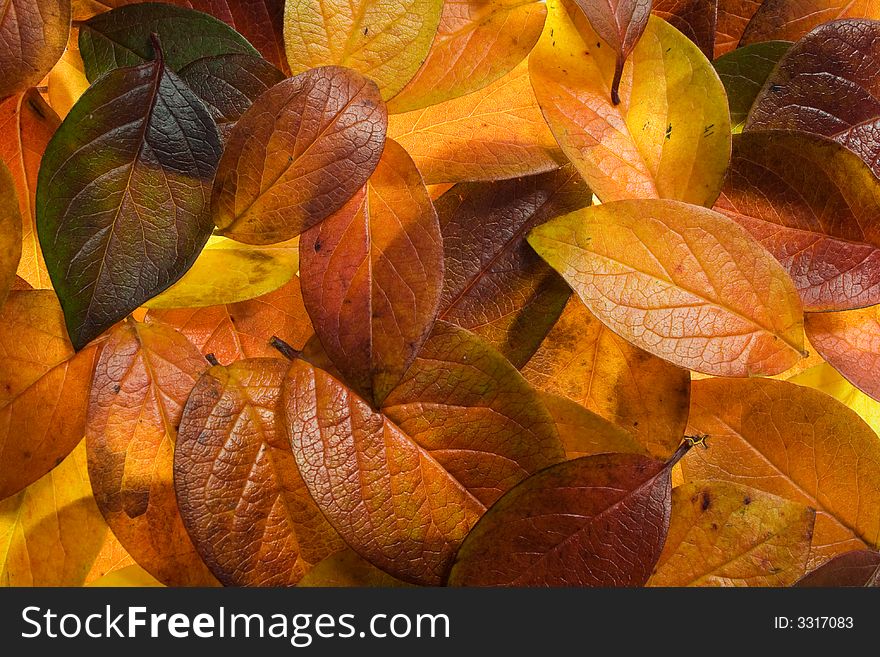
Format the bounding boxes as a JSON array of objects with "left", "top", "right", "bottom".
[
  {"left": 682, "top": 378, "right": 880, "bottom": 568},
  {"left": 147, "top": 276, "right": 314, "bottom": 366},
  {"left": 522, "top": 296, "right": 691, "bottom": 459},
  {"left": 805, "top": 305, "right": 880, "bottom": 402},
  {"left": 175, "top": 358, "right": 344, "bottom": 586},
  {"left": 0, "top": 90, "right": 58, "bottom": 289},
  {"left": 448, "top": 448, "right": 685, "bottom": 586},
  {"left": 741, "top": 0, "right": 880, "bottom": 46},
  {"left": 746, "top": 19, "right": 880, "bottom": 178},
  {"left": 648, "top": 481, "right": 815, "bottom": 586},
  {"left": 714, "top": 0, "right": 764, "bottom": 57},
  {"left": 85, "top": 320, "right": 218, "bottom": 586},
  {"left": 795, "top": 549, "right": 880, "bottom": 587},
  {"left": 300, "top": 140, "right": 443, "bottom": 407},
  {"left": 652, "top": 0, "right": 717, "bottom": 58},
  {"left": 0, "top": 290, "right": 100, "bottom": 500},
  {"left": 0, "top": 0, "right": 71, "bottom": 98},
  {"left": 212, "top": 66, "right": 387, "bottom": 244}
]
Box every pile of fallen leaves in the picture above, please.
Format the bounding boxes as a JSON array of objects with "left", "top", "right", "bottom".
[{"left": 1, "top": 0, "right": 879, "bottom": 588}]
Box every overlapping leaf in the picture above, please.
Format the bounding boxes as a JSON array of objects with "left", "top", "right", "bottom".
[
  {"left": 0, "top": 91, "right": 59, "bottom": 289},
  {"left": 388, "top": 59, "right": 566, "bottom": 184},
  {"left": 147, "top": 277, "right": 314, "bottom": 365},
  {"left": 435, "top": 167, "right": 591, "bottom": 368},
  {"left": 298, "top": 549, "right": 411, "bottom": 588},
  {"left": 448, "top": 447, "right": 686, "bottom": 586},
  {"left": 528, "top": 199, "right": 806, "bottom": 377},
  {"left": 281, "top": 323, "right": 564, "bottom": 584},
  {"left": 795, "top": 549, "right": 880, "bottom": 587},
  {"left": 79, "top": 3, "right": 259, "bottom": 80},
  {"left": 530, "top": 1, "right": 731, "bottom": 206},
  {"left": 805, "top": 305, "right": 880, "bottom": 402},
  {"left": 522, "top": 296, "right": 690, "bottom": 458},
  {"left": 715, "top": 132, "right": 880, "bottom": 311},
  {"left": 0, "top": 0, "right": 70, "bottom": 98},
  {"left": 682, "top": 378, "right": 880, "bottom": 568},
  {"left": 714, "top": 41, "right": 791, "bottom": 131},
  {"left": 741, "top": 0, "right": 880, "bottom": 45},
  {"left": 747, "top": 19, "right": 880, "bottom": 177},
  {"left": 85, "top": 320, "right": 218, "bottom": 586},
  {"left": 715, "top": 0, "right": 765, "bottom": 56},
  {"left": 283, "top": 0, "right": 443, "bottom": 100},
  {"left": 652, "top": 0, "right": 717, "bottom": 58},
  {"left": 212, "top": 66, "right": 387, "bottom": 245},
  {"left": 387, "top": 0, "right": 548, "bottom": 113},
  {"left": 37, "top": 45, "right": 223, "bottom": 350},
  {"left": 0, "top": 291, "right": 101, "bottom": 500},
  {"left": 175, "top": 358, "right": 344, "bottom": 586},
  {"left": 648, "top": 482, "right": 815, "bottom": 586},
  {"left": 0, "top": 162, "right": 21, "bottom": 309},
  {"left": 299, "top": 140, "right": 443, "bottom": 407}
]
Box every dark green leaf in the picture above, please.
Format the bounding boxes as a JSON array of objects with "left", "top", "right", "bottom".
[{"left": 714, "top": 41, "right": 792, "bottom": 131}]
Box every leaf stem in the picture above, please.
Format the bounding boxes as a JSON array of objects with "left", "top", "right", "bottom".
[
  {"left": 269, "top": 336, "right": 300, "bottom": 361},
  {"left": 205, "top": 353, "right": 220, "bottom": 367},
  {"left": 666, "top": 439, "right": 695, "bottom": 469}
]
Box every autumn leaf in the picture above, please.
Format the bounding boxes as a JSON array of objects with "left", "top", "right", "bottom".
[
  {"left": 805, "top": 305, "right": 880, "bottom": 402},
  {"left": 741, "top": 0, "right": 880, "bottom": 46},
  {"left": 144, "top": 235, "right": 299, "bottom": 309},
  {"left": 46, "top": 28, "right": 90, "bottom": 119},
  {"left": 528, "top": 199, "right": 806, "bottom": 377},
  {"left": 0, "top": 290, "right": 101, "bottom": 500},
  {"left": 85, "top": 319, "right": 219, "bottom": 586},
  {"left": 435, "top": 166, "right": 590, "bottom": 368},
  {"left": 747, "top": 19, "right": 880, "bottom": 178},
  {"left": 0, "top": 0, "right": 70, "bottom": 98},
  {"left": 298, "top": 549, "right": 412, "bottom": 588},
  {"left": 300, "top": 140, "right": 442, "bottom": 407},
  {"left": 0, "top": 91, "right": 58, "bottom": 290},
  {"left": 175, "top": 358, "right": 344, "bottom": 586},
  {"left": 86, "top": 564, "right": 163, "bottom": 587},
  {"left": 79, "top": 3, "right": 259, "bottom": 81},
  {"left": 1, "top": 441, "right": 136, "bottom": 586},
  {"left": 648, "top": 481, "right": 815, "bottom": 586},
  {"left": 522, "top": 296, "right": 691, "bottom": 459},
  {"left": 388, "top": 59, "right": 566, "bottom": 184},
  {"left": 530, "top": 1, "right": 731, "bottom": 206},
  {"left": 212, "top": 66, "right": 387, "bottom": 245},
  {"left": 178, "top": 54, "right": 285, "bottom": 142},
  {"left": 281, "top": 323, "right": 564, "bottom": 584},
  {"left": 652, "top": 0, "right": 717, "bottom": 58},
  {"left": 714, "top": 41, "right": 792, "bottom": 131},
  {"left": 714, "top": 0, "right": 764, "bottom": 56},
  {"left": 795, "top": 549, "right": 880, "bottom": 587},
  {"left": 283, "top": 0, "right": 443, "bottom": 100},
  {"left": 147, "top": 277, "right": 314, "bottom": 365},
  {"left": 682, "top": 378, "right": 880, "bottom": 568},
  {"left": 787, "top": 362, "right": 880, "bottom": 438},
  {"left": 0, "top": 162, "right": 22, "bottom": 309},
  {"left": 448, "top": 445, "right": 689, "bottom": 586},
  {"left": 716, "top": 132, "right": 880, "bottom": 311},
  {"left": 387, "top": 0, "right": 548, "bottom": 113},
  {"left": 37, "top": 42, "right": 222, "bottom": 350}
]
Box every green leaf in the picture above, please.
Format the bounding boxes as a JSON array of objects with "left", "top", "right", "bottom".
[
  {"left": 714, "top": 41, "right": 791, "bottom": 132},
  {"left": 80, "top": 3, "right": 259, "bottom": 82},
  {"left": 37, "top": 43, "right": 223, "bottom": 350}
]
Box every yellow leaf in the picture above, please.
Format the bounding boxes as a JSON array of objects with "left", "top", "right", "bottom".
[
  {"left": 46, "top": 29, "right": 90, "bottom": 120},
  {"left": 86, "top": 564, "right": 164, "bottom": 587}
]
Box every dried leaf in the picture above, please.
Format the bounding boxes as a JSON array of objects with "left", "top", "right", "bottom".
[
  {"left": 714, "top": 41, "right": 791, "bottom": 131},
  {"left": 0, "top": 0, "right": 71, "bottom": 98},
  {"left": 0, "top": 162, "right": 22, "bottom": 308},
  {"left": 300, "top": 140, "right": 443, "bottom": 406},
  {"left": 298, "top": 549, "right": 412, "bottom": 587},
  {"left": 388, "top": 59, "right": 566, "bottom": 184},
  {"left": 795, "top": 549, "right": 880, "bottom": 587},
  {"left": 648, "top": 481, "right": 815, "bottom": 586},
  {"left": 741, "top": 0, "right": 880, "bottom": 46},
  {"left": 682, "top": 378, "right": 880, "bottom": 568},
  {"left": 37, "top": 47, "right": 223, "bottom": 350},
  {"left": 0, "top": 90, "right": 58, "bottom": 289},
  {"left": 522, "top": 296, "right": 690, "bottom": 459},
  {"left": 528, "top": 199, "right": 806, "bottom": 377},
  {"left": 147, "top": 277, "right": 314, "bottom": 366},
  {"left": 530, "top": 1, "right": 731, "bottom": 206},
  {"left": 652, "top": 0, "right": 717, "bottom": 58},
  {"left": 144, "top": 236, "right": 299, "bottom": 309},
  {"left": 448, "top": 449, "right": 683, "bottom": 586},
  {"left": 212, "top": 66, "right": 387, "bottom": 245},
  {"left": 716, "top": 132, "right": 880, "bottom": 311},
  {"left": 79, "top": 3, "right": 259, "bottom": 81},
  {"left": 387, "top": 0, "right": 548, "bottom": 113},
  {"left": 85, "top": 320, "right": 219, "bottom": 586},
  {"left": 175, "top": 358, "right": 344, "bottom": 586},
  {"left": 805, "top": 305, "right": 880, "bottom": 402},
  {"left": 435, "top": 167, "right": 590, "bottom": 367},
  {"left": 283, "top": 0, "right": 443, "bottom": 100},
  {"left": 747, "top": 19, "right": 880, "bottom": 178},
  {"left": 714, "top": 0, "right": 764, "bottom": 56},
  {"left": 0, "top": 290, "right": 101, "bottom": 500}
]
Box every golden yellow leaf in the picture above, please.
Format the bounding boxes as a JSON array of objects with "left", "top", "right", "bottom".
[
  {"left": 0, "top": 161, "right": 21, "bottom": 308},
  {"left": 46, "top": 28, "right": 90, "bottom": 120},
  {"left": 86, "top": 564, "right": 164, "bottom": 587}
]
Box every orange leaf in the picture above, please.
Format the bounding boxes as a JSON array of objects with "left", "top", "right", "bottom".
[
  {"left": 0, "top": 162, "right": 21, "bottom": 308},
  {"left": 176, "top": 358, "right": 344, "bottom": 586}
]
